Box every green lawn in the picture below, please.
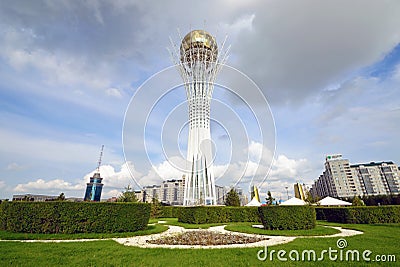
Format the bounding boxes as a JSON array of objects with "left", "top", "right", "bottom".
[
  {"left": 0, "top": 224, "right": 168, "bottom": 240},
  {"left": 0, "top": 222, "right": 398, "bottom": 266}
]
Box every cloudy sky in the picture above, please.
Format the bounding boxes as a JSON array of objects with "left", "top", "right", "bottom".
[{"left": 1, "top": 0, "right": 400, "bottom": 200}]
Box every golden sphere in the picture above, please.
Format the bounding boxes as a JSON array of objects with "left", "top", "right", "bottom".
[{"left": 180, "top": 30, "right": 218, "bottom": 63}]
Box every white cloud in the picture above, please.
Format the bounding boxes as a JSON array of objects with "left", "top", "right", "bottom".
[
  {"left": 12, "top": 162, "right": 142, "bottom": 198},
  {"left": 6, "top": 162, "right": 25, "bottom": 171},
  {"left": 83, "top": 162, "right": 141, "bottom": 190},
  {"left": 1, "top": 44, "right": 110, "bottom": 90},
  {"left": 212, "top": 153, "right": 308, "bottom": 197},
  {"left": 14, "top": 178, "right": 83, "bottom": 193},
  {"left": 213, "top": 163, "right": 229, "bottom": 178},
  {"left": 106, "top": 87, "right": 122, "bottom": 98},
  {"left": 221, "top": 14, "right": 255, "bottom": 37},
  {"left": 102, "top": 189, "right": 122, "bottom": 199},
  {"left": 270, "top": 155, "right": 307, "bottom": 178},
  {"left": 247, "top": 140, "right": 274, "bottom": 164},
  {"left": 248, "top": 140, "right": 263, "bottom": 162},
  {"left": 254, "top": 155, "right": 310, "bottom": 200},
  {"left": 153, "top": 160, "right": 184, "bottom": 180},
  {"left": 393, "top": 63, "right": 400, "bottom": 81},
  {"left": 0, "top": 181, "right": 5, "bottom": 189},
  {"left": 138, "top": 157, "right": 185, "bottom": 187},
  {"left": 234, "top": 1, "right": 400, "bottom": 104}
]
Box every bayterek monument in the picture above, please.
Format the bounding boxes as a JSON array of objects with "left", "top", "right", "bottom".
[{"left": 170, "top": 30, "right": 227, "bottom": 206}]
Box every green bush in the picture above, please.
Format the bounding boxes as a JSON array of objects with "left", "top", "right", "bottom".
[
  {"left": 0, "top": 202, "right": 150, "bottom": 234},
  {"left": 320, "top": 206, "right": 400, "bottom": 224},
  {"left": 160, "top": 206, "right": 184, "bottom": 218},
  {"left": 315, "top": 207, "right": 327, "bottom": 220},
  {"left": 0, "top": 202, "right": 4, "bottom": 230},
  {"left": 258, "top": 206, "right": 316, "bottom": 230},
  {"left": 178, "top": 206, "right": 260, "bottom": 224}
]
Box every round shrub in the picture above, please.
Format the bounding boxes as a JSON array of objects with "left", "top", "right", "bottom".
[
  {"left": 258, "top": 206, "right": 316, "bottom": 230},
  {"left": 178, "top": 206, "right": 260, "bottom": 224}
]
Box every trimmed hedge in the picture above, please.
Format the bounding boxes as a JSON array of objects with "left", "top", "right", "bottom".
[
  {"left": 0, "top": 202, "right": 4, "bottom": 230},
  {"left": 0, "top": 201, "right": 150, "bottom": 234},
  {"left": 178, "top": 206, "right": 260, "bottom": 224},
  {"left": 317, "top": 206, "right": 400, "bottom": 224},
  {"left": 160, "top": 206, "right": 184, "bottom": 218},
  {"left": 258, "top": 206, "right": 316, "bottom": 230},
  {"left": 315, "top": 207, "right": 327, "bottom": 220}
]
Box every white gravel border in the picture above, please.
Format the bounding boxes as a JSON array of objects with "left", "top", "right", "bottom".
[
  {"left": 0, "top": 224, "right": 363, "bottom": 249},
  {"left": 112, "top": 225, "right": 363, "bottom": 249}
]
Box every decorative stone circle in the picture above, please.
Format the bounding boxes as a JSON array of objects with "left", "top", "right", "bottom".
[{"left": 146, "top": 230, "right": 269, "bottom": 246}]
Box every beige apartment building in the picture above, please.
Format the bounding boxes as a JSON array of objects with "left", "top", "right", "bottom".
[{"left": 310, "top": 155, "right": 400, "bottom": 199}]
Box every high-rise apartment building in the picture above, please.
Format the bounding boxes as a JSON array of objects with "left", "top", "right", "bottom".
[
  {"left": 160, "top": 179, "right": 185, "bottom": 205},
  {"left": 311, "top": 155, "right": 400, "bottom": 199},
  {"left": 312, "top": 154, "right": 363, "bottom": 198},
  {"left": 142, "top": 178, "right": 185, "bottom": 205},
  {"left": 139, "top": 181, "right": 245, "bottom": 206},
  {"left": 142, "top": 184, "right": 161, "bottom": 203},
  {"left": 351, "top": 161, "right": 400, "bottom": 195}
]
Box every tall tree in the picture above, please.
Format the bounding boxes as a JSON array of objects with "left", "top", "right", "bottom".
[
  {"left": 305, "top": 191, "right": 319, "bottom": 204},
  {"left": 150, "top": 196, "right": 162, "bottom": 218},
  {"left": 266, "top": 191, "right": 275, "bottom": 205},
  {"left": 57, "top": 192, "right": 65, "bottom": 201},
  {"left": 225, "top": 188, "right": 240, "bottom": 206},
  {"left": 352, "top": 195, "right": 365, "bottom": 206},
  {"left": 117, "top": 185, "right": 138, "bottom": 202}
]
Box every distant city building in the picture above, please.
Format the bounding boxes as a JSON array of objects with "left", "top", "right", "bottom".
[
  {"left": 65, "top": 197, "right": 83, "bottom": 202},
  {"left": 142, "top": 178, "right": 185, "bottom": 205},
  {"left": 161, "top": 179, "right": 185, "bottom": 205},
  {"left": 84, "top": 172, "right": 104, "bottom": 201},
  {"left": 84, "top": 145, "right": 105, "bottom": 202},
  {"left": 137, "top": 179, "right": 247, "bottom": 206},
  {"left": 215, "top": 185, "right": 227, "bottom": 205},
  {"left": 142, "top": 184, "right": 162, "bottom": 203},
  {"left": 235, "top": 187, "right": 249, "bottom": 206},
  {"left": 134, "top": 190, "right": 145, "bottom": 202},
  {"left": 106, "top": 197, "right": 118, "bottom": 202},
  {"left": 310, "top": 155, "right": 362, "bottom": 198},
  {"left": 12, "top": 194, "right": 58, "bottom": 202},
  {"left": 351, "top": 161, "right": 400, "bottom": 196},
  {"left": 294, "top": 182, "right": 306, "bottom": 200},
  {"left": 310, "top": 155, "right": 400, "bottom": 199}
]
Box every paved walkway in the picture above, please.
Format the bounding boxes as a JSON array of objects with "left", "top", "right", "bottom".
[{"left": 1, "top": 224, "right": 363, "bottom": 249}]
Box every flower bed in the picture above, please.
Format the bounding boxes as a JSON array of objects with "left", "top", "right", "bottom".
[{"left": 146, "top": 230, "right": 268, "bottom": 246}]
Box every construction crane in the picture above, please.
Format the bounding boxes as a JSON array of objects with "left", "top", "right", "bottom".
[{"left": 96, "top": 145, "right": 104, "bottom": 173}]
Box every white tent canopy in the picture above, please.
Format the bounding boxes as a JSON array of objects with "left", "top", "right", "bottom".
[
  {"left": 317, "top": 196, "right": 352, "bottom": 206},
  {"left": 280, "top": 197, "right": 306, "bottom": 206},
  {"left": 245, "top": 197, "right": 262, "bottom": 206}
]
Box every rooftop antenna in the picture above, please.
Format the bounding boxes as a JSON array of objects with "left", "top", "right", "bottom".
[{"left": 96, "top": 145, "right": 104, "bottom": 173}]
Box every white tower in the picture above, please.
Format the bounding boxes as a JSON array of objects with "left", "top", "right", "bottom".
[{"left": 170, "top": 30, "right": 228, "bottom": 206}]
